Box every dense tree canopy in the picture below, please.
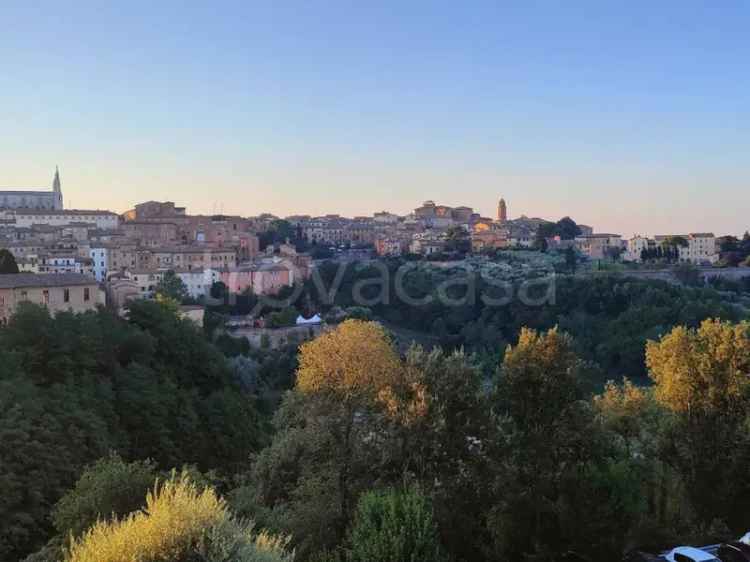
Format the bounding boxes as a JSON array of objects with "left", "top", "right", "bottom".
[
  {"left": 0, "top": 301, "right": 264, "bottom": 560},
  {"left": 2, "top": 272, "right": 750, "bottom": 562}
]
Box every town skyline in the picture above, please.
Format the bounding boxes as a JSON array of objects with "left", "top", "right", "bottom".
[
  {"left": 2, "top": 1, "right": 749, "bottom": 237},
  {"left": 1, "top": 166, "right": 748, "bottom": 239}
]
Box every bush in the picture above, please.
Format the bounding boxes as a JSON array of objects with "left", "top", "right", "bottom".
[
  {"left": 347, "top": 487, "right": 446, "bottom": 562},
  {"left": 344, "top": 307, "right": 372, "bottom": 321},
  {"left": 65, "top": 473, "right": 292, "bottom": 562},
  {"left": 266, "top": 307, "right": 298, "bottom": 329},
  {"left": 52, "top": 454, "right": 158, "bottom": 538}
]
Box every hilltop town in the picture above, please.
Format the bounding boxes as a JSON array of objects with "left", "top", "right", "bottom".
[
  {"left": 1, "top": 170, "right": 747, "bottom": 326},
  {"left": 0, "top": 170, "right": 748, "bottom": 328}
]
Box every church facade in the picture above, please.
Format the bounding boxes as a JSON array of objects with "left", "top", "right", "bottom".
[{"left": 0, "top": 168, "right": 64, "bottom": 210}]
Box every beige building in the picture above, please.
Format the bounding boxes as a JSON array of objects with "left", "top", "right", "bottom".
[
  {"left": 632, "top": 233, "right": 718, "bottom": 264},
  {"left": 0, "top": 273, "right": 102, "bottom": 324},
  {"left": 471, "top": 227, "right": 509, "bottom": 252},
  {"left": 625, "top": 235, "right": 653, "bottom": 262},
  {"left": 121, "top": 221, "right": 179, "bottom": 245},
  {"left": 220, "top": 260, "right": 294, "bottom": 296},
  {"left": 133, "top": 246, "right": 236, "bottom": 272},
  {"left": 13, "top": 209, "right": 119, "bottom": 230},
  {"left": 125, "top": 269, "right": 165, "bottom": 298},
  {"left": 375, "top": 236, "right": 409, "bottom": 256},
  {"left": 681, "top": 233, "right": 718, "bottom": 264},
  {"left": 575, "top": 234, "right": 623, "bottom": 260}
]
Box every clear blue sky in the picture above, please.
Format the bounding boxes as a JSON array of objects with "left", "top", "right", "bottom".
[{"left": 1, "top": 1, "right": 748, "bottom": 236}]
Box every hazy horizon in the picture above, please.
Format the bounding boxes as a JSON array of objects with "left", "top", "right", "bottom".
[{"left": 2, "top": 1, "right": 748, "bottom": 237}]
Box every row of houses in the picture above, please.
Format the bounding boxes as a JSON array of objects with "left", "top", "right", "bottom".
[
  {"left": 624, "top": 233, "right": 719, "bottom": 264},
  {"left": 567, "top": 232, "right": 718, "bottom": 264}
]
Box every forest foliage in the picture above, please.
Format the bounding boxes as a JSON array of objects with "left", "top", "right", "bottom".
[{"left": 1, "top": 272, "right": 750, "bottom": 562}]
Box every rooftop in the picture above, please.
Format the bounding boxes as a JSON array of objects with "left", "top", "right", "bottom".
[
  {"left": 0, "top": 273, "right": 97, "bottom": 289},
  {"left": 0, "top": 189, "right": 54, "bottom": 195},
  {"left": 15, "top": 209, "right": 117, "bottom": 216}
]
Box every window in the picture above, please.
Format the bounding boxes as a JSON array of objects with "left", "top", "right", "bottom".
[
  {"left": 43, "top": 290, "right": 49, "bottom": 304},
  {"left": 63, "top": 288, "right": 70, "bottom": 303},
  {"left": 20, "top": 290, "right": 28, "bottom": 300},
  {"left": 84, "top": 287, "right": 90, "bottom": 302}
]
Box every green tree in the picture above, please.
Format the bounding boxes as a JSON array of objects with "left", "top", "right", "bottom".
[
  {"left": 0, "top": 248, "right": 19, "bottom": 273},
  {"left": 674, "top": 263, "right": 702, "bottom": 286},
  {"left": 155, "top": 270, "right": 188, "bottom": 303},
  {"left": 490, "top": 328, "right": 603, "bottom": 560},
  {"left": 605, "top": 245, "right": 624, "bottom": 262},
  {"left": 265, "top": 307, "right": 298, "bottom": 328},
  {"left": 564, "top": 245, "right": 578, "bottom": 273},
  {"left": 346, "top": 488, "right": 446, "bottom": 562},
  {"left": 646, "top": 319, "right": 750, "bottom": 527},
  {"left": 556, "top": 216, "right": 582, "bottom": 240},
  {"left": 52, "top": 454, "right": 158, "bottom": 539},
  {"left": 444, "top": 225, "right": 470, "bottom": 254},
  {"left": 393, "top": 348, "right": 489, "bottom": 560},
  {"left": 260, "top": 219, "right": 297, "bottom": 250},
  {"left": 209, "top": 280, "right": 229, "bottom": 301}
]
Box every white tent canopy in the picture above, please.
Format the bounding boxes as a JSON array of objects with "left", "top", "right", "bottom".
[{"left": 296, "top": 314, "right": 322, "bottom": 325}]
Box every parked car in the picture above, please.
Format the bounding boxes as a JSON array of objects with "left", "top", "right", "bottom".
[
  {"left": 663, "top": 546, "right": 720, "bottom": 562},
  {"left": 718, "top": 542, "right": 750, "bottom": 562}
]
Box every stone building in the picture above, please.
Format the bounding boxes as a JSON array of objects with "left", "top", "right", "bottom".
[
  {"left": 220, "top": 259, "right": 294, "bottom": 295},
  {"left": 0, "top": 168, "right": 63, "bottom": 210},
  {"left": 13, "top": 209, "right": 119, "bottom": 229},
  {"left": 575, "top": 233, "right": 623, "bottom": 260},
  {"left": 0, "top": 273, "right": 101, "bottom": 324}
]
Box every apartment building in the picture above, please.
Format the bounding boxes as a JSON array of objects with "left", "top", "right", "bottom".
[
  {"left": 89, "top": 245, "right": 110, "bottom": 281},
  {"left": 681, "top": 233, "right": 718, "bottom": 265},
  {"left": 135, "top": 246, "right": 236, "bottom": 271},
  {"left": 38, "top": 254, "right": 94, "bottom": 276},
  {"left": 13, "top": 209, "right": 119, "bottom": 230},
  {"left": 220, "top": 260, "right": 294, "bottom": 295},
  {"left": 121, "top": 221, "right": 179, "bottom": 245},
  {"left": 631, "top": 233, "right": 718, "bottom": 265},
  {"left": 176, "top": 268, "right": 220, "bottom": 300},
  {"left": 625, "top": 236, "right": 653, "bottom": 262}
]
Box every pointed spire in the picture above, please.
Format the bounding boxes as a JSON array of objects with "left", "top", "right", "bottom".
[{"left": 53, "top": 166, "right": 61, "bottom": 193}]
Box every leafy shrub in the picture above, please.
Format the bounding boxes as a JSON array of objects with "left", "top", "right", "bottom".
[
  {"left": 266, "top": 307, "right": 298, "bottom": 329},
  {"left": 53, "top": 454, "right": 158, "bottom": 538},
  {"left": 65, "top": 473, "right": 292, "bottom": 562}
]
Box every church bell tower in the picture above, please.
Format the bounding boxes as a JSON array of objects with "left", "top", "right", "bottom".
[
  {"left": 52, "top": 166, "right": 63, "bottom": 209},
  {"left": 497, "top": 197, "right": 507, "bottom": 222}
]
